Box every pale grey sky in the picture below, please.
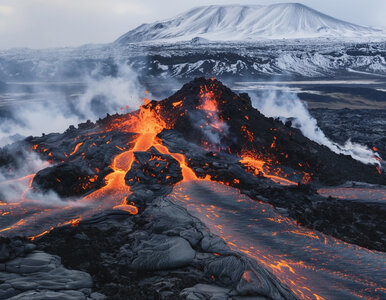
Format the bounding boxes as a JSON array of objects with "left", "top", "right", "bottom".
[{"left": 0, "top": 0, "right": 385, "bottom": 49}]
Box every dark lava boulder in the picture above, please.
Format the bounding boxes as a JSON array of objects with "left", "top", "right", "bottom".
[
  {"left": 32, "top": 163, "right": 98, "bottom": 198},
  {"left": 0, "top": 237, "right": 35, "bottom": 263},
  {"left": 125, "top": 147, "right": 182, "bottom": 187}
]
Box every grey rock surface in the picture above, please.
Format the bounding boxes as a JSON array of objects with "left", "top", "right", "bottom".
[
  {"left": 130, "top": 235, "right": 196, "bottom": 271},
  {"left": 0, "top": 240, "right": 98, "bottom": 300},
  {"left": 34, "top": 192, "right": 297, "bottom": 299}
]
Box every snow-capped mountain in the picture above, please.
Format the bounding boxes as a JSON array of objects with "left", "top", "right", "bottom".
[
  {"left": 1, "top": 3, "right": 385, "bottom": 82},
  {"left": 116, "top": 3, "right": 383, "bottom": 44}
]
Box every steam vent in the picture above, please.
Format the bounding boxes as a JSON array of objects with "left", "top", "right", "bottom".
[{"left": 0, "top": 78, "right": 385, "bottom": 299}]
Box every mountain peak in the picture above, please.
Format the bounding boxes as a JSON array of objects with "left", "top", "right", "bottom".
[{"left": 116, "top": 3, "right": 381, "bottom": 44}]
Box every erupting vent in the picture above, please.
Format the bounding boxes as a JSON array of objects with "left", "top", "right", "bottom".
[{"left": 0, "top": 77, "right": 384, "bottom": 240}]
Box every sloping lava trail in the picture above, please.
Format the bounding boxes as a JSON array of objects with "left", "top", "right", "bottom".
[
  {"left": 0, "top": 100, "right": 197, "bottom": 237},
  {"left": 167, "top": 180, "right": 386, "bottom": 300}
]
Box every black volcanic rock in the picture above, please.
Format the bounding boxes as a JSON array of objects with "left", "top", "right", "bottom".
[
  {"left": 0, "top": 237, "right": 35, "bottom": 263},
  {"left": 4, "top": 77, "right": 381, "bottom": 251},
  {"left": 32, "top": 163, "right": 97, "bottom": 198},
  {"left": 37, "top": 197, "right": 297, "bottom": 300},
  {"left": 22, "top": 77, "right": 383, "bottom": 189},
  {"left": 0, "top": 237, "right": 96, "bottom": 299},
  {"left": 125, "top": 147, "right": 183, "bottom": 188}
]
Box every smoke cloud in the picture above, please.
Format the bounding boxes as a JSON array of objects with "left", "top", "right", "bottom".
[
  {"left": 76, "top": 63, "right": 144, "bottom": 120},
  {"left": 0, "top": 61, "right": 146, "bottom": 235},
  {"left": 190, "top": 89, "right": 230, "bottom": 149},
  {"left": 251, "top": 88, "right": 381, "bottom": 166},
  {"left": 0, "top": 62, "right": 144, "bottom": 147},
  {"left": 0, "top": 150, "right": 64, "bottom": 205}
]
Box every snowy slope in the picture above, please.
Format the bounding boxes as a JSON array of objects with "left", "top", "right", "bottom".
[
  {"left": 1, "top": 41, "right": 385, "bottom": 81},
  {"left": 116, "top": 3, "right": 382, "bottom": 44}
]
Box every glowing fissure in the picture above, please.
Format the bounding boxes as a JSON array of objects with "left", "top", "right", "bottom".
[
  {"left": 240, "top": 156, "right": 297, "bottom": 186},
  {"left": 69, "top": 142, "right": 84, "bottom": 156}
]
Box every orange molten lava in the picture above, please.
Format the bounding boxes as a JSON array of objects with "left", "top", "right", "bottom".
[
  {"left": 240, "top": 156, "right": 297, "bottom": 186},
  {"left": 86, "top": 102, "right": 197, "bottom": 211},
  {"left": 198, "top": 88, "right": 217, "bottom": 112},
  {"left": 113, "top": 204, "right": 138, "bottom": 214},
  {"left": 2, "top": 85, "right": 305, "bottom": 243},
  {"left": 69, "top": 142, "right": 84, "bottom": 156},
  {"left": 0, "top": 99, "right": 200, "bottom": 239}
]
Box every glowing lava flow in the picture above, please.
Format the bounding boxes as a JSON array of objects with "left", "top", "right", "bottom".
[
  {"left": 69, "top": 142, "right": 84, "bottom": 156},
  {"left": 84, "top": 104, "right": 197, "bottom": 212},
  {"left": 240, "top": 156, "right": 297, "bottom": 186},
  {"left": 0, "top": 102, "right": 198, "bottom": 239},
  {"left": 0, "top": 161, "right": 52, "bottom": 235}
]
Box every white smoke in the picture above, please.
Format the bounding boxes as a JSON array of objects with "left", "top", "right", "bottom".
[
  {"left": 0, "top": 149, "right": 92, "bottom": 237},
  {"left": 76, "top": 63, "right": 143, "bottom": 120},
  {"left": 0, "top": 61, "right": 147, "bottom": 236},
  {"left": 251, "top": 88, "right": 381, "bottom": 166},
  {"left": 0, "top": 104, "right": 80, "bottom": 147},
  {"left": 190, "top": 90, "right": 229, "bottom": 148},
  {"left": 0, "top": 147, "right": 98, "bottom": 220},
  {"left": 0, "top": 62, "right": 144, "bottom": 147},
  {"left": 190, "top": 112, "right": 229, "bottom": 146},
  {"left": 0, "top": 150, "right": 61, "bottom": 204}
]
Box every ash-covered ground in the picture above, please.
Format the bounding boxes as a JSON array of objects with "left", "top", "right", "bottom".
[{"left": 0, "top": 78, "right": 385, "bottom": 300}]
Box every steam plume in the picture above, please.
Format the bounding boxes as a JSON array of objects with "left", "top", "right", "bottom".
[{"left": 251, "top": 88, "right": 381, "bottom": 166}]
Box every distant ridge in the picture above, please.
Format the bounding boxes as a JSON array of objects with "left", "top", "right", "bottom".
[{"left": 116, "top": 3, "right": 382, "bottom": 44}]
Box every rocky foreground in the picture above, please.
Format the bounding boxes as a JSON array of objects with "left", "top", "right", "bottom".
[{"left": 1, "top": 185, "right": 297, "bottom": 299}]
